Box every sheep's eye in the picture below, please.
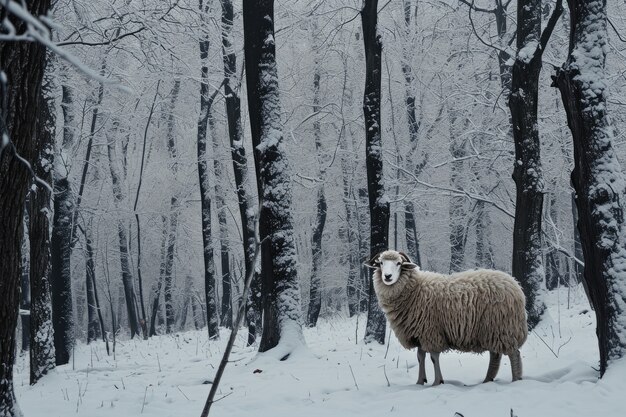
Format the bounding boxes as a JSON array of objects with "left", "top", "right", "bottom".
[{"left": 396, "top": 262, "right": 401, "bottom": 266}]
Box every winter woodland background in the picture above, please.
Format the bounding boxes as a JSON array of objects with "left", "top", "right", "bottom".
[{"left": 2, "top": 0, "right": 626, "bottom": 416}]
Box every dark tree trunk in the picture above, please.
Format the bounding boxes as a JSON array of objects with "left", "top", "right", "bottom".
[
  {"left": 209, "top": 112, "right": 232, "bottom": 330},
  {"left": 0, "top": 0, "right": 50, "bottom": 412},
  {"left": 306, "top": 59, "right": 328, "bottom": 328},
  {"left": 50, "top": 175, "right": 74, "bottom": 364},
  {"left": 243, "top": 0, "right": 305, "bottom": 354},
  {"left": 163, "top": 197, "right": 179, "bottom": 334},
  {"left": 404, "top": 201, "right": 422, "bottom": 267},
  {"left": 362, "top": 0, "right": 389, "bottom": 345},
  {"left": 510, "top": 0, "right": 562, "bottom": 329},
  {"left": 29, "top": 67, "right": 57, "bottom": 384},
  {"left": 357, "top": 188, "right": 371, "bottom": 313},
  {"left": 106, "top": 123, "right": 141, "bottom": 338},
  {"left": 84, "top": 223, "right": 104, "bottom": 345},
  {"left": 475, "top": 201, "right": 495, "bottom": 269},
  {"left": 150, "top": 216, "right": 168, "bottom": 336},
  {"left": 197, "top": 5, "right": 220, "bottom": 339},
  {"left": 571, "top": 191, "right": 585, "bottom": 284},
  {"left": 545, "top": 189, "right": 563, "bottom": 290},
  {"left": 220, "top": 0, "right": 260, "bottom": 343},
  {"left": 554, "top": 0, "right": 626, "bottom": 376},
  {"left": 163, "top": 80, "right": 181, "bottom": 335}
]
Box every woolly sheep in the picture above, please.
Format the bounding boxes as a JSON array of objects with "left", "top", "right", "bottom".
[{"left": 365, "top": 250, "right": 528, "bottom": 385}]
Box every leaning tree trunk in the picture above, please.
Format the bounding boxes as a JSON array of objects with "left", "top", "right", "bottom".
[
  {"left": 243, "top": 0, "right": 305, "bottom": 355},
  {"left": 362, "top": 0, "right": 389, "bottom": 345},
  {"left": 509, "top": 0, "right": 562, "bottom": 329},
  {"left": 0, "top": 0, "right": 50, "bottom": 413},
  {"left": 106, "top": 122, "right": 141, "bottom": 338},
  {"left": 198, "top": 5, "right": 220, "bottom": 339},
  {"left": 554, "top": 0, "right": 626, "bottom": 376},
  {"left": 306, "top": 54, "right": 328, "bottom": 328},
  {"left": 220, "top": 0, "right": 260, "bottom": 343},
  {"left": 29, "top": 65, "right": 57, "bottom": 384}
]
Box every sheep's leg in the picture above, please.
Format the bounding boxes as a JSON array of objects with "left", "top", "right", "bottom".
[
  {"left": 416, "top": 348, "right": 427, "bottom": 385},
  {"left": 431, "top": 352, "right": 444, "bottom": 386},
  {"left": 483, "top": 351, "right": 502, "bottom": 383},
  {"left": 509, "top": 350, "right": 523, "bottom": 382}
]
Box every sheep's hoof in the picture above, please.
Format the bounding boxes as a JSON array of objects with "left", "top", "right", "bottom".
[
  {"left": 416, "top": 379, "right": 427, "bottom": 385},
  {"left": 432, "top": 380, "right": 444, "bottom": 386},
  {"left": 483, "top": 378, "right": 494, "bottom": 383}
]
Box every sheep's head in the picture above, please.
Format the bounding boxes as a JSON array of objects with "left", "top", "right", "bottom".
[{"left": 364, "top": 250, "right": 418, "bottom": 285}]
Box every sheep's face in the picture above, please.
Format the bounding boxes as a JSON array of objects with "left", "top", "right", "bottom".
[
  {"left": 365, "top": 250, "right": 418, "bottom": 286},
  {"left": 380, "top": 258, "right": 403, "bottom": 285}
]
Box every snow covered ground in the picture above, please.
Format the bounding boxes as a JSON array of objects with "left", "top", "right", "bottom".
[{"left": 14, "top": 284, "right": 625, "bottom": 417}]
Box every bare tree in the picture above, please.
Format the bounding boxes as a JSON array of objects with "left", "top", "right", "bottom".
[
  {"left": 0, "top": 0, "right": 51, "bottom": 413},
  {"left": 29, "top": 61, "right": 57, "bottom": 384},
  {"left": 362, "top": 0, "right": 389, "bottom": 345},
  {"left": 554, "top": 0, "right": 626, "bottom": 376},
  {"left": 243, "top": 0, "right": 305, "bottom": 355},
  {"left": 509, "top": 0, "right": 562, "bottom": 328}
]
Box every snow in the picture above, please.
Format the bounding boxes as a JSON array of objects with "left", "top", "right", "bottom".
[
  {"left": 517, "top": 40, "right": 538, "bottom": 64},
  {"left": 13, "top": 286, "right": 626, "bottom": 417}
]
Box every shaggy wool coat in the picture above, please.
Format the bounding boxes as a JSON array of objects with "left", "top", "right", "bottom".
[{"left": 373, "top": 263, "right": 528, "bottom": 355}]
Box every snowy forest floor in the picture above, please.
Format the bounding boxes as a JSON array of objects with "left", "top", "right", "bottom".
[{"left": 14, "top": 285, "right": 625, "bottom": 417}]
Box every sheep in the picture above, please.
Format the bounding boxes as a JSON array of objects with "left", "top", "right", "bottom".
[{"left": 365, "top": 250, "right": 528, "bottom": 385}]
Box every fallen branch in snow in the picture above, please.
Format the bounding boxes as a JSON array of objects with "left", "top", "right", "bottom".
[{"left": 200, "top": 203, "right": 261, "bottom": 417}]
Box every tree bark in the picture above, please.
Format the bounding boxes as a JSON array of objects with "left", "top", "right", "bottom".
[
  {"left": 510, "top": 0, "right": 562, "bottom": 328},
  {"left": 0, "top": 0, "right": 50, "bottom": 413},
  {"left": 220, "top": 0, "right": 260, "bottom": 343},
  {"left": 362, "top": 0, "right": 389, "bottom": 344},
  {"left": 554, "top": 0, "right": 626, "bottom": 376},
  {"left": 198, "top": 4, "right": 220, "bottom": 339},
  {"left": 210, "top": 112, "right": 233, "bottom": 329},
  {"left": 243, "top": 0, "right": 305, "bottom": 354},
  {"left": 29, "top": 65, "right": 57, "bottom": 384}
]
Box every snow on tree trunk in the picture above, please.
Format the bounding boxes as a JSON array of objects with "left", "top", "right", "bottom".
[
  {"left": 150, "top": 216, "right": 169, "bottom": 336},
  {"left": 163, "top": 80, "right": 181, "bottom": 335},
  {"left": 106, "top": 122, "right": 141, "bottom": 338},
  {"left": 209, "top": 112, "right": 233, "bottom": 330},
  {"left": 404, "top": 201, "right": 422, "bottom": 267},
  {"left": 197, "top": 8, "right": 220, "bottom": 339},
  {"left": 29, "top": 66, "right": 56, "bottom": 384},
  {"left": 509, "top": 0, "right": 562, "bottom": 329},
  {"left": 243, "top": 0, "right": 305, "bottom": 356},
  {"left": 362, "top": 0, "right": 389, "bottom": 345},
  {"left": 554, "top": 0, "right": 626, "bottom": 376},
  {"left": 0, "top": 0, "right": 50, "bottom": 412},
  {"left": 49, "top": 83, "right": 78, "bottom": 366},
  {"left": 220, "top": 0, "right": 260, "bottom": 343}
]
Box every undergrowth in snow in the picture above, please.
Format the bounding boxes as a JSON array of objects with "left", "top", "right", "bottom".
[{"left": 14, "top": 285, "right": 624, "bottom": 417}]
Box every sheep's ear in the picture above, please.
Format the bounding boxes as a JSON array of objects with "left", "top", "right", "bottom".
[
  {"left": 401, "top": 262, "right": 419, "bottom": 270},
  {"left": 364, "top": 253, "right": 382, "bottom": 269},
  {"left": 398, "top": 251, "right": 413, "bottom": 264}
]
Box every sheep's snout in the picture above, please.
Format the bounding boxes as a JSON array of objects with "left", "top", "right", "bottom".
[{"left": 384, "top": 274, "right": 392, "bottom": 282}]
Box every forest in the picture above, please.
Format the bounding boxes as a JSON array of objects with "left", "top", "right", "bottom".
[{"left": 1, "top": 0, "right": 625, "bottom": 416}]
